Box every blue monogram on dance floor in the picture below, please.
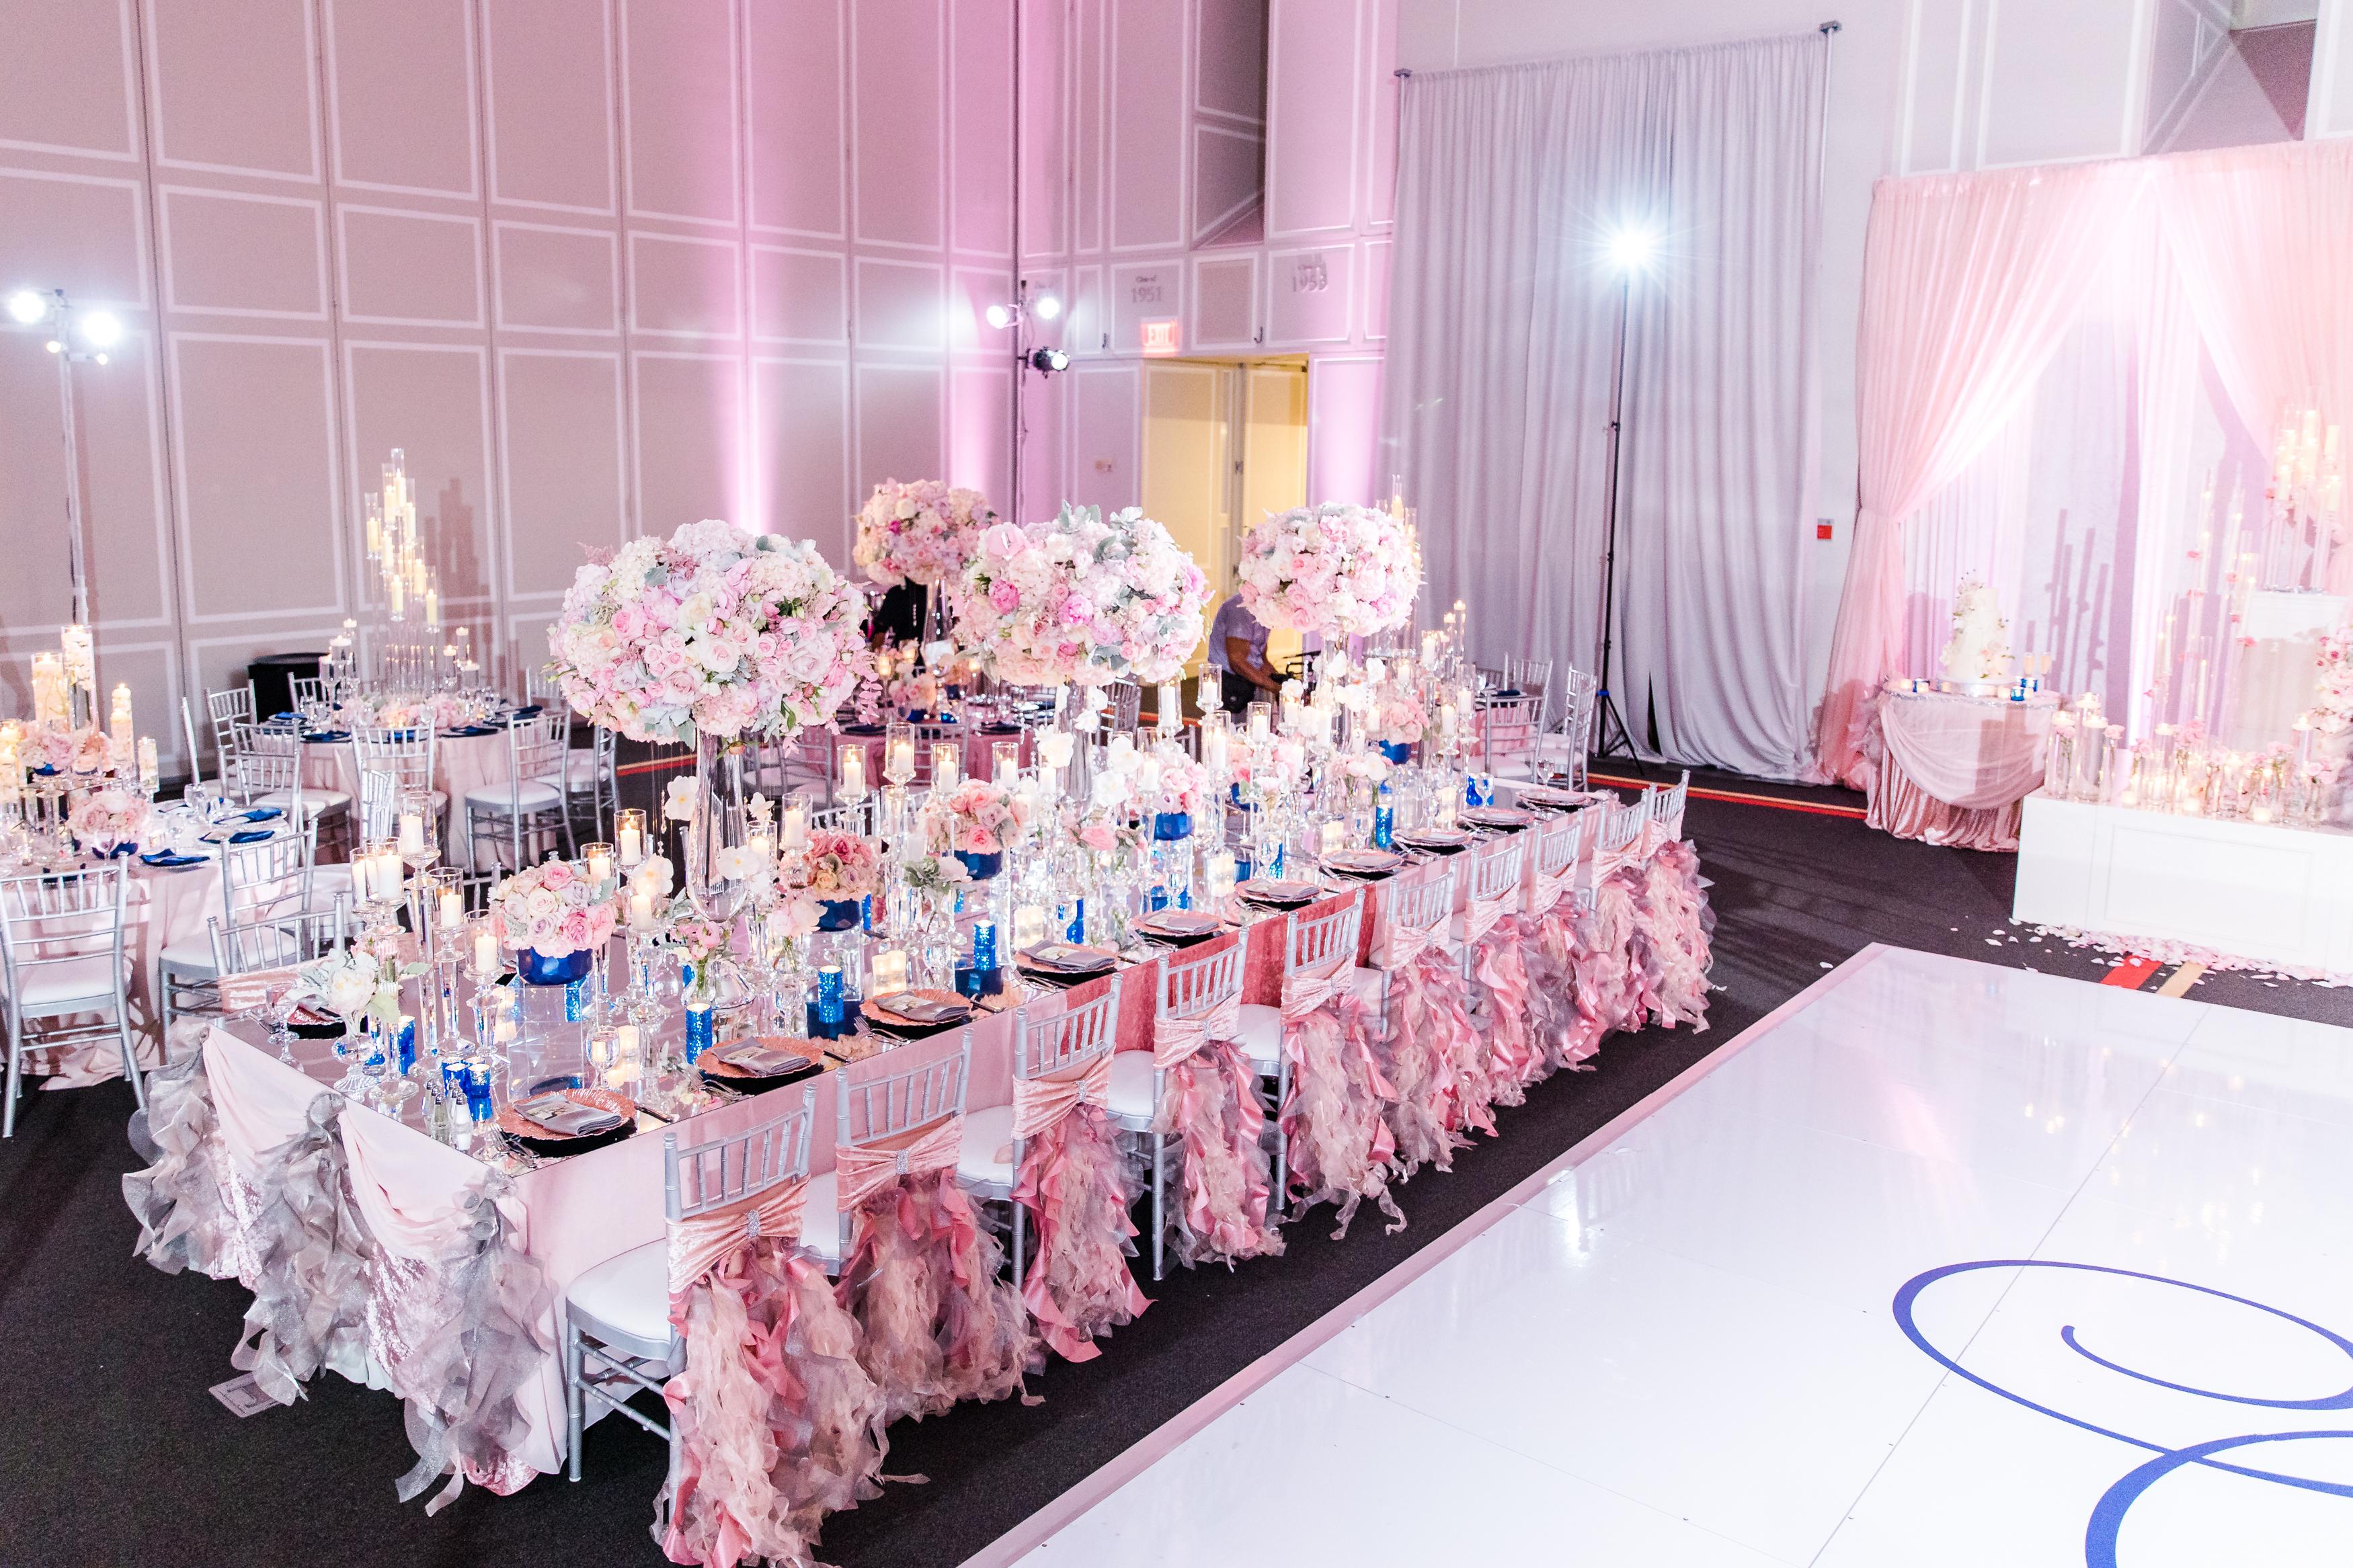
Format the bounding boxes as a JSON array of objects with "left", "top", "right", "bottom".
[{"left": 1893, "top": 1260, "right": 2353, "bottom": 1567}]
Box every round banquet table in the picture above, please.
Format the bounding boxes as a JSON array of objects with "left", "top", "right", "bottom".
[
  {"left": 1863, "top": 682, "right": 2058, "bottom": 853},
  {"left": 26, "top": 833, "right": 353, "bottom": 1086}
]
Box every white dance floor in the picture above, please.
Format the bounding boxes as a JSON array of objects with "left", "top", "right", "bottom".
[{"left": 995, "top": 944, "right": 2353, "bottom": 1568}]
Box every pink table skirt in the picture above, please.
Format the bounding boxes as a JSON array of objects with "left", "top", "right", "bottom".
[{"left": 1864, "top": 753, "right": 2024, "bottom": 852}]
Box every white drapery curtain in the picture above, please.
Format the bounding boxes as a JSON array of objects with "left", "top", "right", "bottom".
[{"left": 1380, "top": 34, "right": 1825, "bottom": 778}]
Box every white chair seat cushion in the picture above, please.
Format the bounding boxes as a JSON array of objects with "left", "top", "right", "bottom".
[
  {"left": 158, "top": 935, "right": 219, "bottom": 975},
  {"left": 466, "top": 780, "right": 561, "bottom": 812},
  {"left": 957, "top": 1104, "right": 1016, "bottom": 1190},
  {"left": 798, "top": 1169, "right": 844, "bottom": 1262},
  {"left": 1347, "top": 966, "right": 1386, "bottom": 1011},
  {"left": 1107, "top": 1050, "right": 1156, "bottom": 1128},
  {"left": 551, "top": 753, "right": 603, "bottom": 788},
  {"left": 16, "top": 956, "right": 122, "bottom": 1010},
  {"left": 1234, "top": 1003, "right": 1282, "bottom": 1074},
  {"left": 567, "top": 1237, "right": 670, "bottom": 1352},
  {"left": 254, "top": 786, "right": 352, "bottom": 811}
]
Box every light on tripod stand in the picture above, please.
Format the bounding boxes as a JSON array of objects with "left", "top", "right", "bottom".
[
  {"left": 1606, "top": 224, "right": 1658, "bottom": 275},
  {"left": 6, "top": 288, "right": 48, "bottom": 324},
  {"left": 1028, "top": 345, "right": 1070, "bottom": 374},
  {"left": 985, "top": 302, "right": 1016, "bottom": 330}
]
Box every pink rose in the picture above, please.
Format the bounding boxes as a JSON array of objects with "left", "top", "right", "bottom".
[
  {"left": 989, "top": 579, "right": 1021, "bottom": 613},
  {"left": 980, "top": 522, "right": 1027, "bottom": 559}
]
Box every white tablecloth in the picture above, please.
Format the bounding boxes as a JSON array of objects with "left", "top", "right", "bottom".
[{"left": 1865, "top": 685, "right": 2057, "bottom": 853}]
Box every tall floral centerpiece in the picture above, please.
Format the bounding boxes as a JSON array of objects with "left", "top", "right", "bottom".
[
  {"left": 549, "top": 519, "right": 863, "bottom": 919},
  {"left": 854, "top": 479, "right": 995, "bottom": 655},
  {"left": 1236, "top": 501, "right": 1422, "bottom": 643},
  {"left": 951, "top": 503, "right": 1209, "bottom": 690}
]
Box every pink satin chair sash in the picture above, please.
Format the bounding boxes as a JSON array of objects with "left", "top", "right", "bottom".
[
  {"left": 833, "top": 1116, "right": 963, "bottom": 1211},
  {"left": 666, "top": 1176, "right": 811, "bottom": 1298},
  {"left": 1371, "top": 907, "right": 1453, "bottom": 971},
  {"left": 1152, "top": 994, "right": 1242, "bottom": 1070},
  {"left": 1010, "top": 1051, "right": 1113, "bottom": 1139},
  {"left": 1456, "top": 885, "right": 1513, "bottom": 950},
  {"left": 216, "top": 964, "right": 307, "bottom": 1015},
  {"left": 1521, "top": 859, "right": 1575, "bottom": 919},
  {"left": 1279, "top": 958, "right": 1346, "bottom": 1022}
]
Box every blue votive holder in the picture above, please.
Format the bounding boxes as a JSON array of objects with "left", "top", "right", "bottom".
[
  {"left": 458, "top": 1056, "right": 495, "bottom": 1122},
  {"left": 683, "top": 1003, "right": 713, "bottom": 1062}
]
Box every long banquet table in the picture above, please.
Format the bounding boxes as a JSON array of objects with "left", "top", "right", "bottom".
[{"left": 192, "top": 790, "right": 1617, "bottom": 1484}]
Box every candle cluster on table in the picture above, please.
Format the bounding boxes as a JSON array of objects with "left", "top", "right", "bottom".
[
  {"left": 2044, "top": 690, "right": 2331, "bottom": 829},
  {"left": 3, "top": 630, "right": 167, "bottom": 868}
]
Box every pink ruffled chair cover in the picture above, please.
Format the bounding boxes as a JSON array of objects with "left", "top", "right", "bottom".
[
  {"left": 1275, "top": 958, "right": 1402, "bottom": 1239},
  {"left": 1364, "top": 889, "right": 1474, "bottom": 1178},
  {"left": 657, "top": 1178, "right": 889, "bottom": 1568},
  {"left": 1148, "top": 976, "right": 1282, "bottom": 1270},
  {"left": 1629, "top": 841, "right": 1716, "bottom": 1028},
  {"left": 834, "top": 1122, "right": 1034, "bottom": 1424},
  {"left": 1010, "top": 1055, "right": 1149, "bottom": 1362}
]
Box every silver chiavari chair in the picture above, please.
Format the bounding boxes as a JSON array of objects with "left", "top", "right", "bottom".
[
  {"left": 206, "top": 684, "right": 255, "bottom": 770},
  {"left": 1479, "top": 692, "right": 1545, "bottom": 780},
  {"left": 1451, "top": 834, "right": 1527, "bottom": 982},
  {"left": 1546, "top": 666, "right": 1599, "bottom": 788},
  {"left": 1, "top": 864, "right": 141, "bottom": 1138},
  {"left": 208, "top": 898, "right": 350, "bottom": 979},
  {"left": 1231, "top": 892, "right": 1367, "bottom": 1204},
  {"left": 1107, "top": 939, "right": 1247, "bottom": 1280},
  {"left": 159, "top": 822, "right": 316, "bottom": 1032},
  {"left": 957, "top": 981, "right": 1123, "bottom": 1284},
  {"left": 799, "top": 1030, "right": 971, "bottom": 1276},
  {"left": 232, "top": 723, "right": 352, "bottom": 863},
  {"left": 350, "top": 725, "right": 441, "bottom": 843},
  {"left": 564, "top": 1086, "right": 817, "bottom": 1492},
  {"left": 463, "top": 710, "right": 571, "bottom": 872}
]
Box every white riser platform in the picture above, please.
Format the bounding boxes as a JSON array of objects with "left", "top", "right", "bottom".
[{"left": 2013, "top": 790, "right": 2353, "bottom": 971}]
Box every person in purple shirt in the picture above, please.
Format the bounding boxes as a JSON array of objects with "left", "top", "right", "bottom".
[{"left": 1205, "top": 585, "right": 1279, "bottom": 714}]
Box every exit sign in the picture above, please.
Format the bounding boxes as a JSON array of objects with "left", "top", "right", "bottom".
[{"left": 1140, "top": 319, "right": 1180, "bottom": 355}]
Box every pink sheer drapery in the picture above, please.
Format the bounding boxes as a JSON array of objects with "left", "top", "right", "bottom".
[
  {"left": 1814, "top": 162, "right": 2148, "bottom": 787},
  {"left": 2155, "top": 138, "right": 2353, "bottom": 594}
]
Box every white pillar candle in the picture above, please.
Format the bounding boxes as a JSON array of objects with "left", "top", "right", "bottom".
[
  {"left": 870, "top": 948, "right": 909, "bottom": 997},
  {"left": 616, "top": 819, "right": 644, "bottom": 866},
  {"left": 629, "top": 887, "right": 655, "bottom": 930},
  {"left": 1013, "top": 905, "right": 1045, "bottom": 950},
  {"left": 586, "top": 845, "right": 611, "bottom": 884},
  {"left": 840, "top": 745, "right": 867, "bottom": 802},
  {"left": 438, "top": 889, "right": 464, "bottom": 930},
  {"left": 473, "top": 923, "right": 498, "bottom": 976},
  {"left": 137, "top": 737, "right": 159, "bottom": 794},
  {"left": 1203, "top": 725, "right": 1228, "bottom": 773},
  {"left": 781, "top": 802, "right": 808, "bottom": 849},
  {"left": 397, "top": 810, "right": 426, "bottom": 857}
]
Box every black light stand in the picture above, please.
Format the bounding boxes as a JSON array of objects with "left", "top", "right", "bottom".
[{"left": 1591, "top": 270, "right": 1646, "bottom": 776}]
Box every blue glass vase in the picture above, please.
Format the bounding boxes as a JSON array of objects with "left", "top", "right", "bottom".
[
  {"left": 955, "top": 849, "right": 1004, "bottom": 881},
  {"left": 517, "top": 947, "right": 592, "bottom": 986},
  {"left": 817, "top": 897, "right": 861, "bottom": 932}
]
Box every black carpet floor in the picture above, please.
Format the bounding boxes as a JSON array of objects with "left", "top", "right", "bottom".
[{"left": 5, "top": 782, "right": 2348, "bottom": 1568}]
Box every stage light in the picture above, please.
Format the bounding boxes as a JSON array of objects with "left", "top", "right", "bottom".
[
  {"left": 1607, "top": 225, "right": 1657, "bottom": 274},
  {"left": 985, "top": 302, "right": 1015, "bottom": 330},
  {"left": 1032, "top": 294, "right": 1062, "bottom": 321},
  {"left": 80, "top": 310, "right": 122, "bottom": 348},
  {"left": 6, "top": 288, "right": 48, "bottom": 325},
  {"left": 1029, "top": 346, "right": 1070, "bottom": 374}
]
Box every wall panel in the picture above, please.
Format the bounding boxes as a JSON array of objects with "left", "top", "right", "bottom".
[
  {"left": 623, "top": 0, "right": 741, "bottom": 224},
  {"left": 0, "top": 1, "right": 139, "bottom": 161},
  {"left": 327, "top": 0, "right": 478, "bottom": 196},
  {"left": 500, "top": 349, "right": 629, "bottom": 595},
  {"left": 853, "top": 0, "right": 945, "bottom": 248},
  {"left": 485, "top": 0, "right": 616, "bottom": 214},
  {"left": 145, "top": 0, "right": 319, "bottom": 180},
  {"left": 748, "top": 0, "right": 846, "bottom": 237},
  {"left": 169, "top": 335, "right": 342, "bottom": 622}
]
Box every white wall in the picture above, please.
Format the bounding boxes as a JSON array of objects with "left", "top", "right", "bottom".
[{"left": 1396, "top": 0, "right": 2285, "bottom": 725}]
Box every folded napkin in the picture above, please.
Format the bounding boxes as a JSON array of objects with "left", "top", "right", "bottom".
[
  {"left": 226, "top": 828, "right": 275, "bottom": 845},
  {"left": 1135, "top": 911, "right": 1222, "bottom": 938},
  {"left": 711, "top": 1041, "right": 812, "bottom": 1076},
  {"left": 1324, "top": 849, "right": 1403, "bottom": 875},
  {"left": 141, "top": 851, "right": 206, "bottom": 868},
  {"left": 1240, "top": 878, "right": 1321, "bottom": 905},
  {"left": 512, "top": 1091, "right": 626, "bottom": 1138},
  {"left": 1023, "top": 942, "right": 1113, "bottom": 972},
  {"left": 839, "top": 723, "right": 885, "bottom": 735},
  {"left": 509, "top": 704, "right": 544, "bottom": 720},
  {"left": 237, "top": 807, "right": 284, "bottom": 823},
  {"left": 301, "top": 731, "right": 350, "bottom": 743},
  {"left": 875, "top": 993, "right": 970, "bottom": 1025},
  {"left": 442, "top": 725, "right": 497, "bottom": 737}
]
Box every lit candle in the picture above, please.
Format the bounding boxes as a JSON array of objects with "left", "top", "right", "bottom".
[
  {"left": 616, "top": 811, "right": 645, "bottom": 866},
  {"left": 1205, "top": 849, "right": 1236, "bottom": 901},
  {"left": 1157, "top": 681, "right": 1183, "bottom": 738},
  {"left": 870, "top": 948, "right": 909, "bottom": 997},
  {"left": 781, "top": 801, "right": 808, "bottom": 850},
  {"left": 365, "top": 507, "right": 383, "bottom": 558},
  {"left": 1248, "top": 705, "right": 1270, "bottom": 740},
  {"left": 493, "top": 1018, "right": 517, "bottom": 1047},
  {"left": 473, "top": 923, "right": 498, "bottom": 976},
  {"left": 932, "top": 741, "right": 961, "bottom": 790},
  {"left": 438, "top": 888, "right": 464, "bottom": 930},
  {"left": 425, "top": 587, "right": 440, "bottom": 628},
  {"left": 840, "top": 745, "right": 867, "bottom": 802},
  {"left": 397, "top": 809, "right": 426, "bottom": 857},
  {"left": 379, "top": 852, "right": 408, "bottom": 901},
  {"left": 994, "top": 739, "right": 1021, "bottom": 786},
  {"left": 1013, "top": 904, "right": 1045, "bottom": 950},
  {"left": 586, "top": 845, "right": 612, "bottom": 884},
  {"left": 1203, "top": 724, "right": 1228, "bottom": 774},
  {"left": 1320, "top": 819, "right": 1345, "bottom": 856},
  {"left": 615, "top": 1023, "right": 640, "bottom": 1063},
  {"left": 887, "top": 735, "right": 916, "bottom": 780},
  {"left": 137, "top": 737, "right": 158, "bottom": 794},
  {"left": 629, "top": 887, "right": 655, "bottom": 930},
  {"left": 388, "top": 574, "right": 405, "bottom": 618}
]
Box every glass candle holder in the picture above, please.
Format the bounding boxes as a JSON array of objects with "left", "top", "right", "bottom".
[{"left": 615, "top": 808, "right": 648, "bottom": 868}]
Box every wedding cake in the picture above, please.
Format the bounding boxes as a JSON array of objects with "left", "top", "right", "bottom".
[{"left": 1941, "top": 574, "right": 2011, "bottom": 685}]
